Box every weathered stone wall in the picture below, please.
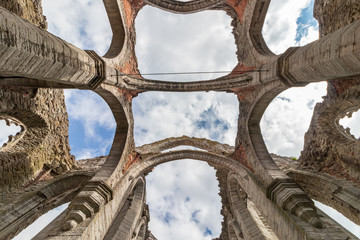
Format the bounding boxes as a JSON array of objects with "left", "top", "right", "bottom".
[
  {"left": 273, "top": 154, "right": 360, "bottom": 227},
  {"left": 0, "top": 0, "right": 74, "bottom": 191},
  {"left": 299, "top": 0, "right": 360, "bottom": 180},
  {"left": 214, "top": 167, "right": 230, "bottom": 240},
  {"left": 0, "top": 156, "right": 105, "bottom": 240},
  {"left": 0, "top": 88, "right": 74, "bottom": 190},
  {"left": 0, "top": 0, "right": 47, "bottom": 29},
  {"left": 314, "top": 0, "right": 360, "bottom": 37},
  {"left": 299, "top": 86, "right": 360, "bottom": 179}
]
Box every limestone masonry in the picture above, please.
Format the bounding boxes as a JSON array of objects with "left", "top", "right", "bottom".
[{"left": 0, "top": 0, "right": 360, "bottom": 239}]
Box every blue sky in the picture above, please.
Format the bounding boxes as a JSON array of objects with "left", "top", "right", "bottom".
[{"left": 1, "top": 0, "right": 360, "bottom": 239}]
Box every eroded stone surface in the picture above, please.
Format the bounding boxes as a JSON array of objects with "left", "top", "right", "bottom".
[{"left": 299, "top": 0, "right": 360, "bottom": 180}]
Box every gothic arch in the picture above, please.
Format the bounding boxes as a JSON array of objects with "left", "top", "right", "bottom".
[
  {"left": 103, "top": 0, "right": 127, "bottom": 59},
  {"left": 236, "top": 81, "right": 289, "bottom": 186},
  {"left": 143, "top": 0, "right": 225, "bottom": 14},
  {"left": 93, "top": 84, "right": 131, "bottom": 184},
  {"left": 0, "top": 110, "right": 47, "bottom": 154},
  {"left": 133, "top": 217, "right": 147, "bottom": 240},
  {"left": 0, "top": 173, "right": 92, "bottom": 240},
  {"left": 129, "top": 150, "right": 250, "bottom": 179},
  {"left": 227, "top": 172, "right": 269, "bottom": 239},
  {"left": 0, "top": 114, "right": 26, "bottom": 151},
  {"left": 104, "top": 176, "right": 146, "bottom": 240},
  {"left": 124, "top": 150, "right": 355, "bottom": 239},
  {"left": 113, "top": 74, "right": 252, "bottom": 92},
  {"left": 247, "top": 0, "right": 275, "bottom": 58},
  {"left": 136, "top": 136, "right": 235, "bottom": 155},
  {"left": 0, "top": 88, "right": 51, "bottom": 190}
]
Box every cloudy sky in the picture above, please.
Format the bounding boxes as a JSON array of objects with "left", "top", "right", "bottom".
[{"left": 1, "top": 0, "right": 359, "bottom": 239}]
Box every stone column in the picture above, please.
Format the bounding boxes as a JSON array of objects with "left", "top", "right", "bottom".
[{"left": 0, "top": 0, "right": 74, "bottom": 191}]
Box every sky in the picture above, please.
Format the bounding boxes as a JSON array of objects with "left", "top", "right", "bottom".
[{"left": 1, "top": 0, "right": 359, "bottom": 239}]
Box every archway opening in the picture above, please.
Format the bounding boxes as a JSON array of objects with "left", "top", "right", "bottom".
[
  {"left": 133, "top": 92, "right": 238, "bottom": 146},
  {"left": 135, "top": 6, "right": 237, "bottom": 81},
  {"left": 260, "top": 82, "right": 327, "bottom": 157},
  {"left": 263, "top": 0, "right": 319, "bottom": 54},
  {"left": 339, "top": 109, "right": 360, "bottom": 139},
  {"left": 42, "top": 0, "right": 116, "bottom": 160},
  {"left": 64, "top": 90, "right": 116, "bottom": 160},
  {"left": 0, "top": 117, "right": 23, "bottom": 148},
  {"left": 12, "top": 203, "right": 69, "bottom": 240},
  {"left": 146, "top": 160, "right": 222, "bottom": 240},
  {"left": 314, "top": 201, "right": 360, "bottom": 237}
]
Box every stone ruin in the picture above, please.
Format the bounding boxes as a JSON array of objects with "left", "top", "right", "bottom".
[{"left": 0, "top": 0, "right": 360, "bottom": 239}]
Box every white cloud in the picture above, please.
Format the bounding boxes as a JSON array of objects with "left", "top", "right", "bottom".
[
  {"left": 135, "top": 6, "right": 237, "bottom": 81},
  {"left": 298, "top": 25, "right": 319, "bottom": 46},
  {"left": 339, "top": 110, "right": 360, "bottom": 139},
  {"left": 73, "top": 138, "right": 112, "bottom": 160},
  {"left": 43, "top": 0, "right": 112, "bottom": 55},
  {"left": 64, "top": 89, "right": 116, "bottom": 139},
  {"left": 146, "top": 160, "right": 222, "bottom": 240},
  {"left": 263, "top": 0, "right": 314, "bottom": 54},
  {"left": 133, "top": 91, "right": 238, "bottom": 146},
  {"left": 0, "top": 120, "right": 21, "bottom": 146},
  {"left": 261, "top": 82, "right": 327, "bottom": 157}
]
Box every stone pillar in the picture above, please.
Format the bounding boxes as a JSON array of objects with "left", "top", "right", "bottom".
[{"left": 0, "top": 0, "right": 74, "bottom": 191}]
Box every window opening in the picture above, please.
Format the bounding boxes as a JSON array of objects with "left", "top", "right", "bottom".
[
  {"left": 263, "top": 0, "right": 319, "bottom": 54},
  {"left": 260, "top": 82, "right": 327, "bottom": 157},
  {"left": 12, "top": 203, "right": 69, "bottom": 240},
  {"left": 133, "top": 92, "right": 238, "bottom": 146},
  {"left": 146, "top": 160, "right": 222, "bottom": 240},
  {"left": 135, "top": 6, "right": 237, "bottom": 81},
  {"left": 339, "top": 109, "right": 360, "bottom": 139},
  {"left": 0, "top": 117, "right": 23, "bottom": 148},
  {"left": 43, "top": 0, "right": 111, "bottom": 56},
  {"left": 64, "top": 90, "right": 116, "bottom": 159}
]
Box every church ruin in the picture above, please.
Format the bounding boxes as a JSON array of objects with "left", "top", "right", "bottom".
[{"left": 1, "top": 0, "right": 360, "bottom": 239}]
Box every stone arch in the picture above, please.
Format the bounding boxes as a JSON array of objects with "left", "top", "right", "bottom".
[
  {"left": 0, "top": 110, "right": 47, "bottom": 154},
  {"left": 227, "top": 172, "right": 268, "bottom": 239},
  {"left": 124, "top": 150, "right": 353, "bottom": 239},
  {"left": 0, "top": 87, "right": 51, "bottom": 189},
  {"left": 104, "top": 176, "right": 146, "bottom": 240},
  {"left": 57, "top": 85, "right": 133, "bottom": 232},
  {"left": 0, "top": 114, "right": 26, "bottom": 151},
  {"left": 227, "top": 219, "right": 243, "bottom": 240},
  {"left": 93, "top": 84, "right": 131, "bottom": 184},
  {"left": 0, "top": 173, "right": 92, "bottom": 240},
  {"left": 0, "top": 86, "right": 47, "bottom": 154},
  {"left": 136, "top": 136, "right": 235, "bottom": 156},
  {"left": 143, "top": 0, "right": 225, "bottom": 14},
  {"left": 129, "top": 150, "right": 250, "bottom": 179},
  {"left": 247, "top": 0, "right": 275, "bottom": 58},
  {"left": 115, "top": 75, "right": 252, "bottom": 92},
  {"left": 102, "top": 0, "right": 127, "bottom": 59},
  {"left": 133, "top": 216, "right": 147, "bottom": 240},
  {"left": 238, "top": 81, "right": 289, "bottom": 186}
]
